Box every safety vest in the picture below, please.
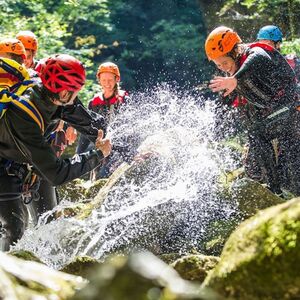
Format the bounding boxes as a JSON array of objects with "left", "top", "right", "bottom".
[
  {"left": 0, "top": 58, "right": 44, "bottom": 132},
  {"left": 90, "top": 90, "right": 127, "bottom": 107}
]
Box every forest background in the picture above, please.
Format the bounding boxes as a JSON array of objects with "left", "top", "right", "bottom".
[{"left": 1, "top": 0, "right": 300, "bottom": 104}]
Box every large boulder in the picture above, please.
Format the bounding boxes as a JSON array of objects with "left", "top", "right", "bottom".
[{"left": 203, "top": 198, "right": 300, "bottom": 300}]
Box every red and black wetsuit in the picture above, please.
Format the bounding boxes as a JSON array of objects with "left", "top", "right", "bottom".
[
  {"left": 88, "top": 90, "right": 128, "bottom": 120},
  {"left": 229, "top": 43, "right": 300, "bottom": 195},
  {"left": 285, "top": 54, "right": 300, "bottom": 83}
]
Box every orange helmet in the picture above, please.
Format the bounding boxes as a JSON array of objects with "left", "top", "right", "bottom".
[
  {"left": 97, "top": 62, "right": 120, "bottom": 81},
  {"left": 16, "top": 30, "right": 38, "bottom": 52},
  {"left": 0, "top": 38, "right": 26, "bottom": 60},
  {"left": 205, "top": 26, "right": 242, "bottom": 60}
]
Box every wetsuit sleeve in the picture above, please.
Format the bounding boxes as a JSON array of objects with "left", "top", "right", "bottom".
[
  {"left": 76, "top": 133, "right": 93, "bottom": 154},
  {"left": 22, "top": 131, "right": 103, "bottom": 186},
  {"left": 234, "top": 47, "right": 271, "bottom": 80},
  {"left": 60, "top": 97, "right": 107, "bottom": 143},
  {"left": 10, "top": 114, "right": 104, "bottom": 186}
]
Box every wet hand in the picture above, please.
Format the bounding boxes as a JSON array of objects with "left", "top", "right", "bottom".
[
  {"left": 209, "top": 76, "right": 237, "bottom": 97},
  {"left": 133, "top": 150, "right": 158, "bottom": 163},
  {"left": 95, "top": 130, "right": 112, "bottom": 158},
  {"left": 65, "top": 127, "right": 77, "bottom": 145}
]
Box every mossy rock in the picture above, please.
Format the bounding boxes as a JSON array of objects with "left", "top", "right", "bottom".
[
  {"left": 231, "top": 178, "right": 284, "bottom": 218},
  {"left": 203, "top": 219, "right": 241, "bottom": 256},
  {"left": 57, "top": 178, "right": 107, "bottom": 202},
  {"left": 9, "top": 250, "right": 44, "bottom": 264},
  {"left": 60, "top": 256, "right": 101, "bottom": 278},
  {"left": 203, "top": 198, "right": 300, "bottom": 300},
  {"left": 171, "top": 254, "right": 220, "bottom": 283},
  {"left": 159, "top": 253, "right": 186, "bottom": 264}
]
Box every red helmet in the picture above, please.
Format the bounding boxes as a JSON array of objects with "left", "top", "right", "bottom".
[{"left": 36, "top": 54, "right": 86, "bottom": 93}]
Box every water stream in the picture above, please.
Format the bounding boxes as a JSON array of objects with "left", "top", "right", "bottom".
[{"left": 14, "top": 85, "right": 240, "bottom": 269}]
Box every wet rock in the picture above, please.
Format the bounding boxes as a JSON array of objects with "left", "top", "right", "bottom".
[
  {"left": 60, "top": 255, "right": 101, "bottom": 278},
  {"left": 231, "top": 178, "right": 284, "bottom": 218},
  {"left": 0, "top": 251, "right": 86, "bottom": 300},
  {"left": 71, "top": 252, "right": 223, "bottom": 300},
  {"left": 203, "top": 198, "right": 300, "bottom": 300},
  {"left": 202, "top": 219, "right": 241, "bottom": 256},
  {"left": 9, "top": 250, "right": 44, "bottom": 264},
  {"left": 57, "top": 178, "right": 107, "bottom": 203},
  {"left": 171, "top": 254, "right": 220, "bottom": 283},
  {"left": 159, "top": 253, "right": 187, "bottom": 264},
  {"left": 203, "top": 178, "right": 285, "bottom": 256}
]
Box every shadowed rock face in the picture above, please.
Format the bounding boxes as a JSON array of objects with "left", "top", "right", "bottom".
[{"left": 203, "top": 198, "right": 300, "bottom": 300}]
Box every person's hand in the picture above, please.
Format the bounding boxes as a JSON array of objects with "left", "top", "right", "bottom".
[
  {"left": 65, "top": 127, "right": 77, "bottom": 145},
  {"left": 55, "top": 120, "right": 65, "bottom": 132},
  {"left": 133, "top": 150, "right": 158, "bottom": 163},
  {"left": 209, "top": 76, "right": 237, "bottom": 97},
  {"left": 95, "top": 130, "right": 112, "bottom": 158}
]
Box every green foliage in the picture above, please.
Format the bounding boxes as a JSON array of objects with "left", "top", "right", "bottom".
[
  {"left": 281, "top": 38, "right": 300, "bottom": 55},
  {"left": 1, "top": 0, "right": 209, "bottom": 103},
  {"left": 2, "top": 0, "right": 300, "bottom": 104},
  {"left": 220, "top": 0, "right": 300, "bottom": 40}
]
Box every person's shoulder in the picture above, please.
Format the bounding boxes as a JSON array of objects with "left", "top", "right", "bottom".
[
  {"left": 119, "top": 89, "right": 128, "bottom": 96},
  {"left": 90, "top": 93, "right": 105, "bottom": 106}
]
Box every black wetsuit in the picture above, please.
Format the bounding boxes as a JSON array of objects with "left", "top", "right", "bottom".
[
  {"left": 231, "top": 43, "right": 300, "bottom": 195},
  {"left": 0, "top": 83, "right": 106, "bottom": 250}
]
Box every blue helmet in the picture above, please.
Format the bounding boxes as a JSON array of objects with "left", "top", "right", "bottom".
[{"left": 257, "top": 25, "right": 283, "bottom": 42}]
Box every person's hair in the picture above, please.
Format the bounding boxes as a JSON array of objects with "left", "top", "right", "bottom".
[
  {"left": 8, "top": 53, "right": 24, "bottom": 65},
  {"left": 41, "top": 84, "right": 74, "bottom": 102},
  {"left": 226, "top": 43, "right": 245, "bottom": 61}
]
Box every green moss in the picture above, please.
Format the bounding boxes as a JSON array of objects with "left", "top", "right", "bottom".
[
  {"left": 172, "top": 254, "right": 220, "bottom": 283},
  {"left": 9, "top": 251, "right": 44, "bottom": 264},
  {"left": 204, "top": 198, "right": 300, "bottom": 300},
  {"left": 60, "top": 256, "right": 101, "bottom": 278}
]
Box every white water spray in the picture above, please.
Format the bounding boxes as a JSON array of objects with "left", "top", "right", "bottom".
[{"left": 15, "top": 85, "right": 240, "bottom": 269}]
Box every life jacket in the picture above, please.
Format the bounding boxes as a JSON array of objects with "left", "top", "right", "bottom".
[
  {"left": 232, "top": 42, "right": 277, "bottom": 108},
  {"left": 90, "top": 90, "right": 128, "bottom": 124},
  {"left": 0, "top": 58, "right": 44, "bottom": 132},
  {"left": 90, "top": 90, "right": 127, "bottom": 107}
]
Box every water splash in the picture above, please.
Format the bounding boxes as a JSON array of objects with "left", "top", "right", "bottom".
[{"left": 15, "top": 85, "right": 240, "bottom": 269}]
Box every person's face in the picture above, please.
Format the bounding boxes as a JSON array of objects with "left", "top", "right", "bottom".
[
  {"left": 53, "top": 90, "right": 79, "bottom": 106},
  {"left": 212, "top": 55, "right": 237, "bottom": 76},
  {"left": 99, "top": 72, "right": 117, "bottom": 96},
  {"left": 24, "top": 49, "right": 34, "bottom": 68}
]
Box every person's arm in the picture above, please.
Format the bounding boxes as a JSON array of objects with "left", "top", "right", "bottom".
[
  {"left": 76, "top": 133, "right": 94, "bottom": 154},
  {"left": 11, "top": 118, "right": 110, "bottom": 186},
  {"left": 59, "top": 97, "right": 108, "bottom": 143},
  {"left": 209, "top": 47, "right": 271, "bottom": 97},
  {"left": 234, "top": 47, "right": 271, "bottom": 80}
]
